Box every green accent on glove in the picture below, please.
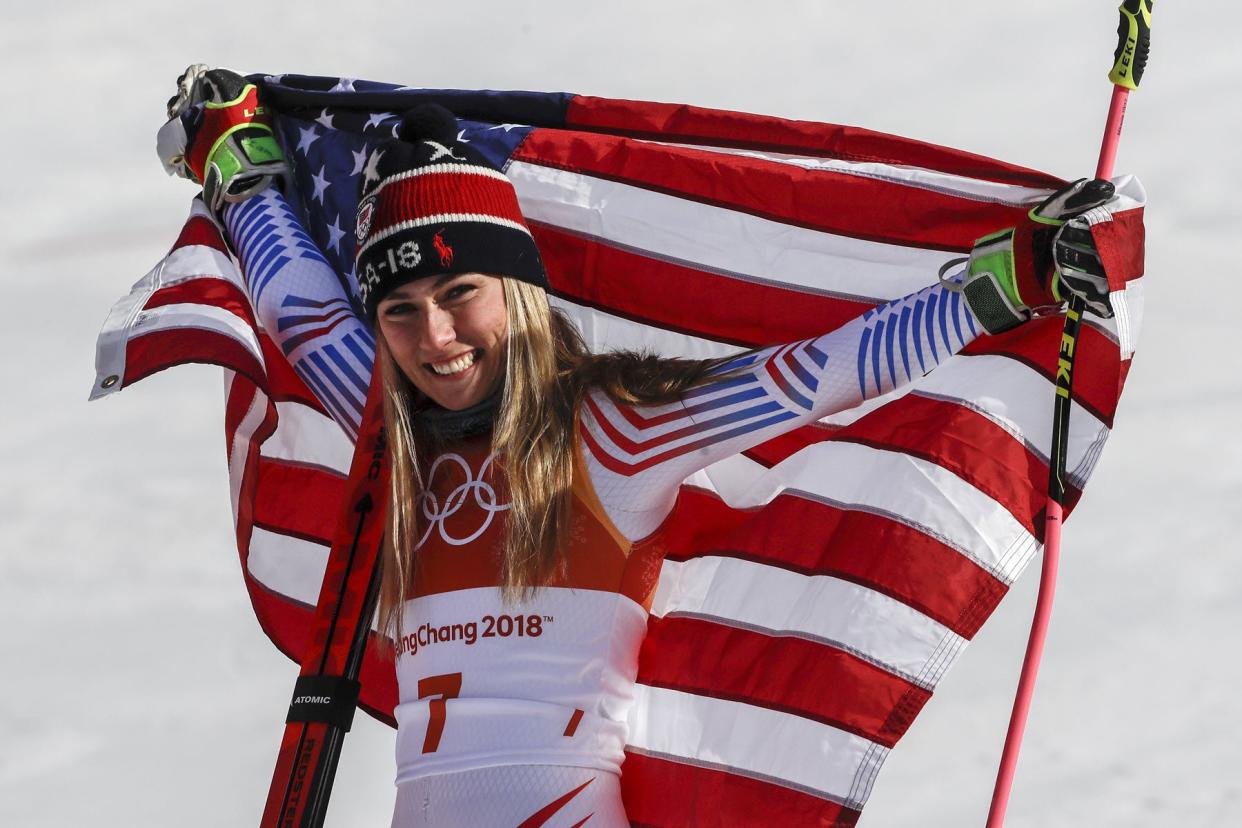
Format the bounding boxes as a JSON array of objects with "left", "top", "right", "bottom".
[
  {"left": 204, "top": 84, "right": 254, "bottom": 110},
  {"left": 969, "top": 228, "right": 1022, "bottom": 307},
  {"left": 201, "top": 125, "right": 286, "bottom": 212},
  {"left": 961, "top": 227, "right": 1033, "bottom": 335},
  {"left": 1027, "top": 207, "right": 1067, "bottom": 228},
  {"left": 241, "top": 134, "right": 284, "bottom": 164},
  {"left": 205, "top": 123, "right": 275, "bottom": 183},
  {"left": 212, "top": 145, "right": 244, "bottom": 184}
]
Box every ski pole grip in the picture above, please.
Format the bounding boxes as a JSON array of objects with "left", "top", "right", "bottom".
[{"left": 1109, "top": 0, "right": 1153, "bottom": 90}]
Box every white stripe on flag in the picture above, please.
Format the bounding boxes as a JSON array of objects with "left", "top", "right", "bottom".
[
  {"left": 639, "top": 140, "right": 1053, "bottom": 207},
  {"left": 627, "top": 684, "right": 884, "bottom": 810},
  {"left": 263, "top": 401, "right": 354, "bottom": 477},
  {"left": 696, "top": 441, "right": 1038, "bottom": 585},
  {"left": 247, "top": 525, "right": 330, "bottom": 607},
  {"left": 128, "top": 302, "right": 264, "bottom": 364},
  {"left": 651, "top": 555, "right": 962, "bottom": 688},
  {"left": 916, "top": 354, "right": 1113, "bottom": 488},
  {"left": 160, "top": 243, "right": 246, "bottom": 292},
  {"left": 92, "top": 232, "right": 247, "bottom": 401},
  {"left": 550, "top": 294, "right": 746, "bottom": 357},
  {"left": 226, "top": 374, "right": 269, "bottom": 528},
  {"left": 1109, "top": 279, "right": 1145, "bottom": 360},
  {"left": 511, "top": 160, "right": 958, "bottom": 304}
]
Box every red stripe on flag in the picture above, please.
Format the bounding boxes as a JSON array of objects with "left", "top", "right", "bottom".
[
  {"left": 224, "top": 372, "right": 264, "bottom": 451},
  {"left": 564, "top": 96, "right": 1063, "bottom": 190},
  {"left": 639, "top": 616, "right": 930, "bottom": 748},
  {"left": 169, "top": 215, "right": 230, "bottom": 256},
  {"left": 227, "top": 374, "right": 277, "bottom": 560},
  {"left": 533, "top": 230, "right": 1124, "bottom": 430},
  {"left": 621, "top": 750, "right": 860, "bottom": 828},
  {"left": 1091, "top": 208, "right": 1145, "bottom": 289},
  {"left": 243, "top": 568, "right": 398, "bottom": 724},
  {"left": 665, "top": 489, "right": 1008, "bottom": 640},
  {"left": 141, "top": 283, "right": 324, "bottom": 410},
  {"left": 531, "top": 222, "right": 872, "bottom": 345},
  {"left": 836, "top": 395, "right": 1083, "bottom": 531},
  {"left": 145, "top": 276, "right": 256, "bottom": 327},
  {"left": 228, "top": 373, "right": 396, "bottom": 723},
  {"left": 515, "top": 129, "right": 1027, "bottom": 252},
  {"left": 967, "top": 319, "right": 1123, "bottom": 426},
  {"left": 257, "top": 333, "right": 331, "bottom": 412},
  {"left": 125, "top": 328, "right": 265, "bottom": 392},
  {"left": 538, "top": 236, "right": 1123, "bottom": 448},
  {"left": 743, "top": 394, "right": 1079, "bottom": 536},
  {"left": 253, "top": 457, "right": 345, "bottom": 545}
]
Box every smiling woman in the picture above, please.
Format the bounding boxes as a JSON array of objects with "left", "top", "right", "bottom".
[
  {"left": 154, "top": 70, "right": 1143, "bottom": 828},
  {"left": 377, "top": 273, "right": 510, "bottom": 412}
]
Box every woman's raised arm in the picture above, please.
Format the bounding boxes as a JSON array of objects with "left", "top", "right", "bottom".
[
  {"left": 579, "top": 178, "right": 1136, "bottom": 541},
  {"left": 159, "top": 66, "right": 375, "bottom": 439}
]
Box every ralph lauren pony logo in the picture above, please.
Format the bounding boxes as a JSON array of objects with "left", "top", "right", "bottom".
[{"left": 434, "top": 230, "right": 454, "bottom": 268}]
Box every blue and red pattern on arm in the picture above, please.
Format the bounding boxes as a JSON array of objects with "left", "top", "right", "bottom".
[
  {"left": 223, "top": 188, "right": 375, "bottom": 439},
  {"left": 580, "top": 280, "right": 981, "bottom": 541}
]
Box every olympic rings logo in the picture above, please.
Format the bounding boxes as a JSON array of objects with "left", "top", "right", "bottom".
[{"left": 416, "top": 452, "right": 510, "bottom": 548}]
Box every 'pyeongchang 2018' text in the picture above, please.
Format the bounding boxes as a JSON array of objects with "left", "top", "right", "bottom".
[{"left": 397, "top": 613, "right": 551, "bottom": 657}]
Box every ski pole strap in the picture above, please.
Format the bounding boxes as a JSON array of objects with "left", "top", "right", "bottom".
[{"left": 285, "top": 674, "right": 363, "bottom": 732}]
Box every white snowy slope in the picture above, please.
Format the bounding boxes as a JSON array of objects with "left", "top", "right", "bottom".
[{"left": 1, "top": 1, "right": 1238, "bottom": 826}]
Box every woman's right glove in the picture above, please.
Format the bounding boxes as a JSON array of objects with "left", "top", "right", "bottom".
[
  {"left": 960, "top": 178, "right": 1119, "bottom": 334},
  {"left": 155, "top": 65, "right": 289, "bottom": 213}
]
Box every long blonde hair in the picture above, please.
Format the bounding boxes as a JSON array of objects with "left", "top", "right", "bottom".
[{"left": 377, "top": 277, "right": 739, "bottom": 637}]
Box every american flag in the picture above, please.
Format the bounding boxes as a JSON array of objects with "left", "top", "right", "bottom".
[{"left": 91, "top": 75, "right": 1145, "bottom": 826}]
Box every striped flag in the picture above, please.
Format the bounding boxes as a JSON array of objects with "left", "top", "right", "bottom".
[{"left": 91, "top": 75, "right": 1145, "bottom": 826}]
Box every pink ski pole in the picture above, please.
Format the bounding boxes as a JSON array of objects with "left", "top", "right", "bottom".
[{"left": 984, "top": 3, "right": 1153, "bottom": 826}]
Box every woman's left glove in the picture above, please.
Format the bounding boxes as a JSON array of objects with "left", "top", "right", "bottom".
[
  {"left": 961, "top": 178, "right": 1119, "bottom": 334},
  {"left": 155, "top": 65, "right": 289, "bottom": 214}
]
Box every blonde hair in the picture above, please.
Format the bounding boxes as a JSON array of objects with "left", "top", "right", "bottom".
[{"left": 377, "top": 277, "right": 738, "bottom": 638}]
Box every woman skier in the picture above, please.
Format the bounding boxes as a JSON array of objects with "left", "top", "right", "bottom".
[{"left": 159, "top": 67, "right": 1139, "bottom": 826}]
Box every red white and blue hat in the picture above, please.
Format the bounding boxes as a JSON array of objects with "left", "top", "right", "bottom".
[{"left": 354, "top": 104, "right": 548, "bottom": 320}]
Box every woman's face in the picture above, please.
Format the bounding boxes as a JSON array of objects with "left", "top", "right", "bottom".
[{"left": 376, "top": 273, "right": 509, "bottom": 411}]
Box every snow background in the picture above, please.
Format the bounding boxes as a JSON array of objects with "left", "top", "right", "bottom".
[{"left": 2, "top": 0, "right": 1238, "bottom": 825}]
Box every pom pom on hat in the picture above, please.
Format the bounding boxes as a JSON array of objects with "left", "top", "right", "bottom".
[{"left": 396, "top": 103, "right": 459, "bottom": 145}]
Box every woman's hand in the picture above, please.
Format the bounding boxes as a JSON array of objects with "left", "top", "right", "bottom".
[
  {"left": 960, "top": 178, "right": 1123, "bottom": 334},
  {"left": 155, "top": 65, "right": 289, "bottom": 213}
]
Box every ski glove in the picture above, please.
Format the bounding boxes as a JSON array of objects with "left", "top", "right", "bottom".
[
  {"left": 959, "top": 178, "right": 1117, "bottom": 334},
  {"left": 156, "top": 65, "right": 288, "bottom": 214}
]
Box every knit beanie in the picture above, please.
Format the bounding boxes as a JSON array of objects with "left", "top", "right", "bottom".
[{"left": 353, "top": 104, "right": 548, "bottom": 320}]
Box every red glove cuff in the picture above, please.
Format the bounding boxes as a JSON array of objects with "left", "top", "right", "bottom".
[{"left": 185, "top": 85, "right": 273, "bottom": 182}]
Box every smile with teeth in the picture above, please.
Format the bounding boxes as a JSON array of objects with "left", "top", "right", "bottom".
[{"left": 427, "top": 349, "right": 481, "bottom": 377}]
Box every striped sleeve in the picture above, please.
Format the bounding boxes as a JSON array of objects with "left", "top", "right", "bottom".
[
  {"left": 580, "top": 279, "right": 981, "bottom": 541},
  {"left": 222, "top": 188, "right": 375, "bottom": 439}
]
